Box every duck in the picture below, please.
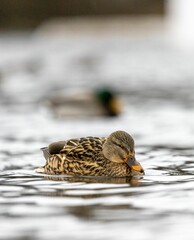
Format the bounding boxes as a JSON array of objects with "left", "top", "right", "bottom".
[
  {"left": 48, "top": 88, "right": 122, "bottom": 118},
  {"left": 36, "top": 130, "right": 144, "bottom": 177}
]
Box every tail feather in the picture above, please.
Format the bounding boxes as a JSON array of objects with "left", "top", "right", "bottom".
[
  {"left": 41, "top": 147, "right": 51, "bottom": 160},
  {"left": 35, "top": 147, "right": 51, "bottom": 174}
]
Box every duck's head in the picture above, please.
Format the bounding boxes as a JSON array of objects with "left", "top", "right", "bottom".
[
  {"left": 96, "top": 88, "right": 122, "bottom": 117},
  {"left": 103, "top": 131, "right": 144, "bottom": 176}
]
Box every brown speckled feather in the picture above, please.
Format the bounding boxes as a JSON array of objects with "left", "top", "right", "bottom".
[{"left": 37, "top": 136, "right": 132, "bottom": 177}]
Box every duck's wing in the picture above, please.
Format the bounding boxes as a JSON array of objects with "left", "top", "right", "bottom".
[
  {"left": 59, "top": 137, "right": 106, "bottom": 161},
  {"left": 48, "top": 140, "right": 67, "bottom": 154},
  {"left": 41, "top": 136, "right": 106, "bottom": 161},
  {"left": 40, "top": 139, "right": 79, "bottom": 160}
]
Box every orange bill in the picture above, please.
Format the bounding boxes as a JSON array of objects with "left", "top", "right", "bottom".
[{"left": 131, "top": 165, "right": 142, "bottom": 171}]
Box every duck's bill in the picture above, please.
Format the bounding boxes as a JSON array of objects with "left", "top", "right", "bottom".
[{"left": 126, "top": 158, "right": 144, "bottom": 173}]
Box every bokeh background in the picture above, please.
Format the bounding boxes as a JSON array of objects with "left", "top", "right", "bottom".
[
  {"left": 0, "top": 1, "right": 194, "bottom": 240},
  {"left": 0, "top": 0, "right": 164, "bottom": 29}
]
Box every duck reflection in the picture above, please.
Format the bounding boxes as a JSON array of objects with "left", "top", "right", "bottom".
[{"left": 39, "top": 174, "right": 142, "bottom": 186}]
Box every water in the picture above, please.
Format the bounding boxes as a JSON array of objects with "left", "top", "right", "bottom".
[{"left": 0, "top": 31, "right": 194, "bottom": 240}]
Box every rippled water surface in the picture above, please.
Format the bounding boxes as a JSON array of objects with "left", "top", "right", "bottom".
[{"left": 0, "top": 32, "right": 194, "bottom": 240}]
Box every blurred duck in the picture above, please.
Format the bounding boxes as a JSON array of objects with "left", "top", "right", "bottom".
[
  {"left": 48, "top": 88, "right": 122, "bottom": 117},
  {"left": 36, "top": 130, "right": 144, "bottom": 177}
]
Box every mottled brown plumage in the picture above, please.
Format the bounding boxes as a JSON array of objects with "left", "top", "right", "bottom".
[{"left": 36, "top": 131, "right": 144, "bottom": 177}]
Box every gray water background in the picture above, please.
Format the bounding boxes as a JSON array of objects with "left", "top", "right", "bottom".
[{"left": 0, "top": 29, "right": 194, "bottom": 240}]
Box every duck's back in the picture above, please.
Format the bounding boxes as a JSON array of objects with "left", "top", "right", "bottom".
[{"left": 37, "top": 136, "right": 107, "bottom": 176}]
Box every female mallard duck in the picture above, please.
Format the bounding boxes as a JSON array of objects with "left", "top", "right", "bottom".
[
  {"left": 48, "top": 88, "right": 122, "bottom": 117},
  {"left": 36, "top": 131, "right": 144, "bottom": 177}
]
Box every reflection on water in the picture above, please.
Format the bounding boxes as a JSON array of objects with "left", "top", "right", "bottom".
[{"left": 0, "top": 33, "right": 194, "bottom": 240}]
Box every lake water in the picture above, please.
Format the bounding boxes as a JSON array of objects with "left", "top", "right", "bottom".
[{"left": 0, "top": 31, "right": 194, "bottom": 240}]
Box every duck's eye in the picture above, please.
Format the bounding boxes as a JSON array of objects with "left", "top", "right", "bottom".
[{"left": 114, "top": 142, "right": 122, "bottom": 148}]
